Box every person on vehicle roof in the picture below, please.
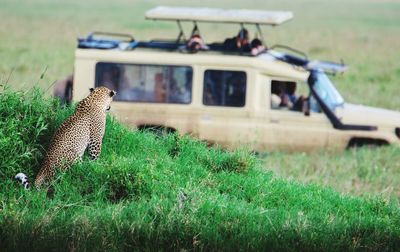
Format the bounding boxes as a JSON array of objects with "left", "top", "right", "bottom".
[
  {"left": 250, "top": 38, "right": 266, "bottom": 56},
  {"left": 186, "top": 34, "right": 209, "bottom": 53},
  {"left": 224, "top": 29, "right": 267, "bottom": 55},
  {"left": 223, "top": 28, "right": 251, "bottom": 53}
]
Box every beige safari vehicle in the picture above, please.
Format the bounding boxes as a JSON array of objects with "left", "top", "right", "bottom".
[{"left": 68, "top": 6, "right": 400, "bottom": 152}]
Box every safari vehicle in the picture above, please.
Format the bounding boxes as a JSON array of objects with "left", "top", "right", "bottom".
[{"left": 69, "top": 6, "right": 400, "bottom": 152}]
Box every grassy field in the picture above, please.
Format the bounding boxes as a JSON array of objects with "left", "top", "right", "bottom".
[
  {"left": 0, "top": 88, "right": 399, "bottom": 251},
  {"left": 0, "top": 0, "right": 400, "bottom": 249}
]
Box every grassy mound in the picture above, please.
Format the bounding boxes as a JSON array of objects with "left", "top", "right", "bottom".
[{"left": 0, "top": 88, "right": 399, "bottom": 251}]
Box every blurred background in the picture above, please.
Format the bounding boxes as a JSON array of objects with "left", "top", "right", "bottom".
[{"left": 1, "top": 0, "right": 399, "bottom": 109}]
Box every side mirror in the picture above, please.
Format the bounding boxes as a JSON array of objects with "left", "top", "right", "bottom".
[{"left": 303, "top": 98, "right": 310, "bottom": 116}]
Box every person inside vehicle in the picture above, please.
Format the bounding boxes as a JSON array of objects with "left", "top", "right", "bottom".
[
  {"left": 285, "top": 82, "right": 297, "bottom": 105},
  {"left": 271, "top": 81, "right": 296, "bottom": 109},
  {"left": 271, "top": 82, "right": 285, "bottom": 109},
  {"left": 223, "top": 28, "right": 251, "bottom": 53},
  {"left": 154, "top": 73, "right": 166, "bottom": 103},
  {"left": 286, "top": 82, "right": 307, "bottom": 112}
]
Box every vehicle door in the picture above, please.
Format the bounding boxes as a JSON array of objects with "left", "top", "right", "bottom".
[
  {"left": 197, "top": 68, "right": 259, "bottom": 149},
  {"left": 262, "top": 77, "right": 331, "bottom": 152}
]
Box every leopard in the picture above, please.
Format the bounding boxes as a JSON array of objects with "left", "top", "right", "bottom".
[{"left": 15, "top": 86, "right": 116, "bottom": 189}]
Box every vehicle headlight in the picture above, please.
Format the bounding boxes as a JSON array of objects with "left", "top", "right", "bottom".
[{"left": 396, "top": 128, "right": 400, "bottom": 138}]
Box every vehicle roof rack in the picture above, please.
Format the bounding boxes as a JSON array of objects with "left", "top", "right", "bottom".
[
  {"left": 145, "top": 6, "right": 293, "bottom": 25},
  {"left": 78, "top": 32, "right": 137, "bottom": 50}
]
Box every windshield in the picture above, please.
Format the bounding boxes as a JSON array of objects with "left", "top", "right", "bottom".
[{"left": 312, "top": 72, "right": 344, "bottom": 111}]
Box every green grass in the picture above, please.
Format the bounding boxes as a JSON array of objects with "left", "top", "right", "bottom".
[{"left": 1, "top": 87, "right": 400, "bottom": 251}]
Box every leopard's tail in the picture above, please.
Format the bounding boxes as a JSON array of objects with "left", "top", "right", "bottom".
[{"left": 15, "top": 172, "right": 30, "bottom": 190}]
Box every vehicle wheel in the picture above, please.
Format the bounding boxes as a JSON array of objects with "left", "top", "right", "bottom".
[
  {"left": 347, "top": 138, "right": 388, "bottom": 149},
  {"left": 53, "top": 74, "right": 73, "bottom": 105},
  {"left": 138, "top": 125, "right": 175, "bottom": 137},
  {"left": 64, "top": 80, "right": 73, "bottom": 105}
]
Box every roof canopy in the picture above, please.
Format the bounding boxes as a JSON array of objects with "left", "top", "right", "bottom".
[{"left": 145, "top": 6, "right": 293, "bottom": 25}]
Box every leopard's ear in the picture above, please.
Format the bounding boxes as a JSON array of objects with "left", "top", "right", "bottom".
[
  {"left": 89, "top": 88, "right": 94, "bottom": 93},
  {"left": 110, "top": 90, "right": 116, "bottom": 97}
]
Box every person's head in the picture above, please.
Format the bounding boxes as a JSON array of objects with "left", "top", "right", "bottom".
[
  {"left": 251, "top": 38, "right": 262, "bottom": 48},
  {"left": 271, "top": 83, "right": 284, "bottom": 95},
  {"left": 187, "top": 34, "right": 202, "bottom": 52},
  {"left": 250, "top": 38, "right": 265, "bottom": 55},
  {"left": 237, "top": 28, "right": 249, "bottom": 45}
]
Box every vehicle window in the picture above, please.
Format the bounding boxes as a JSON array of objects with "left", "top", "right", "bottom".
[
  {"left": 95, "top": 62, "right": 192, "bottom": 104},
  {"left": 309, "top": 95, "right": 322, "bottom": 113},
  {"left": 203, "top": 70, "right": 246, "bottom": 107},
  {"left": 270, "top": 80, "right": 318, "bottom": 112},
  {"left": 312, "top": 72, "right": 344, "bottom": 112}
]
